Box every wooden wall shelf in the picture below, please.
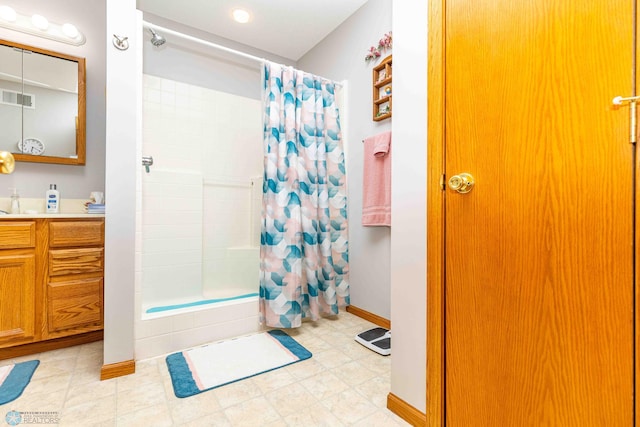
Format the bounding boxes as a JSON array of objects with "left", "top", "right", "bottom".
[{"left": 373, "top": 55, "right": 392, "bottom": 121}]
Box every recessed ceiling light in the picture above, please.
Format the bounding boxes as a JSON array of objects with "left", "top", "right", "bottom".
[
  {"left": 31, "top": 14, "right": 48, "bottom": 30},
  {"left": 0, "top": 6, "right": 16, "bottom": 22},
  {"left": 232, "top": 8, "right": 251, "bottom": 24}
]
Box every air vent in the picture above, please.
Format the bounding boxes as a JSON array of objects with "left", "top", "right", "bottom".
[{"left": 0, "top": 89, "right": 35, "bottom": 109}]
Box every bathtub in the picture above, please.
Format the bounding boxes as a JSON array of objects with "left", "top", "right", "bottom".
[
  {"left": 135, "top": 246, "right": 262, "bottom": 360},
  {"left": 145, "top": 292, "right": 258, "bottom": 315},
  {"left": 136, "top": 294, "right": 261, "bottom": 360}
]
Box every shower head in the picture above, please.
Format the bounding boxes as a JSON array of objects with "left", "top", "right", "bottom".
[{"left": 148, "top": 28, "right": 166, "bottom": 47}]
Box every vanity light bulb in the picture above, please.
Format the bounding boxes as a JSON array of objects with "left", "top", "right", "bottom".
[
  {"left": 62, "top": 23, "right": 78, "bottom": 38},
  {"left": 0, "top": 6, "right": 16, "bottom": 22},
  {"left": 31, "top": 14, "right": 48, "bottom": 30},
  {"left": 232, "top": 8, "right": 251, "bottom": 24}
]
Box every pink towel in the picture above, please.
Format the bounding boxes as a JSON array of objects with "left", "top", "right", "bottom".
[{"left": 362, "top": 131, "right": 391, "bottom": 226}]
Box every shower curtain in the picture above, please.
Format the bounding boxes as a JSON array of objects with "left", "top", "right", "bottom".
[{"left": 260, "top": 62, "right": 349, "bottom": 328}]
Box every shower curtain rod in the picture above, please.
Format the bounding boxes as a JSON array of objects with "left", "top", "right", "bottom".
[
  {"left": 142, "top": 21, "right": 342, "bottom": 86},
  {"left": 143, "top": 21, "right": 265, "bottom": 64}
]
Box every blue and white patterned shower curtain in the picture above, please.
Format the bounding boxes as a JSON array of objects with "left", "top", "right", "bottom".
[{"left": 260, "top": 62, "right": 349, "bottom": 328}]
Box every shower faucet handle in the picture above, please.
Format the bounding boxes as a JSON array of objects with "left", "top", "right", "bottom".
[{"left": 142, "top": 156, "right": 154, "bottom": 173}]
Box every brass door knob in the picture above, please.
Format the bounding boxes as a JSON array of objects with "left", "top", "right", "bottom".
[
  {"left": 0, "top": 151, "right": 15, "bottom": 174},
  {"left": 448, "top": 173, "right": 474, "bottom": 194}
]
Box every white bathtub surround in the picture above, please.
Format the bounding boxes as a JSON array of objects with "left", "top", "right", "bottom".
[
  {"left": 135, "top": 74, "right": 263, "bottom": 360},
  {"left": 135, "top": 297, "right": 262, "bottom": 360},
  {"left": 142, "top": 170, "right": 203, "bottom": 305},
  {"left": 204, "top": 246, "right": 260, "bottom": 299}
]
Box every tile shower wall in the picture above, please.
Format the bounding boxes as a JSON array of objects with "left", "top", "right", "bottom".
[
  {"left": 142, "top": 170, "right": 203, "bottom": 305},
  {"left": 134, "top": 74, "right": 263, "bottom": 359}
]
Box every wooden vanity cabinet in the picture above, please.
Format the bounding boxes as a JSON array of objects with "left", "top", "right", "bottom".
[{"left": 0, "top": 218, "right": 104, "bottom": 358}]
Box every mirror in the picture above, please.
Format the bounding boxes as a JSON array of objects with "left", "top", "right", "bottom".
[{"left": 0, "top": 39, "right": 85, "bottom": 165}]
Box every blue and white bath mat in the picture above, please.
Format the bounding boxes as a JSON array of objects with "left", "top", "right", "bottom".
[
  {"left": 166, "top": 330, "right": 311, "bottom": 398},
  {"left": 0, "top": 360, "right": 39, "bottom": 405}
]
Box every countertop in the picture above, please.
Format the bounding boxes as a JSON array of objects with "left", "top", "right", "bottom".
[
  {"left": 0, "top": 213, "right": 105, "bottom": 219},
  {"left": 0, "top": 198, "right": 104, "bottom": 218}
]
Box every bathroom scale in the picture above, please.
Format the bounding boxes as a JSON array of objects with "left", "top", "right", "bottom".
[{"left": 354, "top": 327, "right": 391, "bottom": 356}]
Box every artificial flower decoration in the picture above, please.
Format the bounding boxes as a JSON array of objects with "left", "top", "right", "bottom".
[
  {"left": 379, "top": 32, "right": 392, "bottom": 50},
  {"left": 365, "top": 46, "right": 381, "bottom": 61},
  {"left": 365, "top": 31, "right": 392, "bottom": 62}
]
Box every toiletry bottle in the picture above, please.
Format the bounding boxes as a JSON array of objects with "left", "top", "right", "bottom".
[
  {"left": 46, "top": 184, "right": 60, "bottom": 213},
  {"left": 9, "top": 188, "right": 19, "bottom": 214}
]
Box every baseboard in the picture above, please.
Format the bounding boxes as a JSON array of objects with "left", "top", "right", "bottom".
[
  {"left": 346, "top": 305, "right": 391, "bottom": 329},
  {"left": 387, "top": 392, "right": 427, "bottom": 426},
  {"left": 0, "top": 330, "right": 103, "bottom": 361},
  {"left": 100, "top": 359, "right": 136, "bottom": 380}
]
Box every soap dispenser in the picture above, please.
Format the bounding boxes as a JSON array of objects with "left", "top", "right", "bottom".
[
  {"left": 46, "top": 184, "right": 60, "bottom": 213},
  {"left": 9, "top": 188, "right": 19, "bottom": 214}
]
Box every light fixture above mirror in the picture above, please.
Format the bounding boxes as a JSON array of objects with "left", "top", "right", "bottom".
[{"left": 0, "top": 5, "right": 85, "bottom": 46}]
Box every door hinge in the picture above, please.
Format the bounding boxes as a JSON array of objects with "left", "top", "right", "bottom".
[
  {"left": 631, "top": 101, "right": 637, "bottom": 144},
  {"left": 612, "top": 95, "right": 638, "bottom": 144}
]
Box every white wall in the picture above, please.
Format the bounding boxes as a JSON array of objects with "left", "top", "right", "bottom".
[
  {"left": 390, "top": 0, "right": 428, "bottom": 413},
  {"left": 297, "top": 0, "right": 393, "bottom": 320},
  {"left": 299, "top": 0, "right": 428, "bottom": 413},
  {"left": 103, "top": 0, "right": 137, "bottom": 366},
  {"left": 0, "top": 0, "right": 106, "bottom": 199}
]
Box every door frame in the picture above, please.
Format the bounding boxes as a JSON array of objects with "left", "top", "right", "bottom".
[
  {"left": 426, "top": 0, "right": 445, "bottom": 424},
  {"left": 426, "top": 0, "right": 639, "bottom": 425}
]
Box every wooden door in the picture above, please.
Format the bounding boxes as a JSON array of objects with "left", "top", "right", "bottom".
[{"left": 444, "top": 0, "right": 635, "bottom": 425}]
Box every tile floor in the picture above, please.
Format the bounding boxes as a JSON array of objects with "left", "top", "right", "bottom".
[{"left": 0, "top": 311, "right": 409, "bottom": 426}]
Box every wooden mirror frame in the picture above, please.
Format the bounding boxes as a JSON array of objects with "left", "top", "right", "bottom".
[{"left": 0, "top": 39, "right": 86, "bottom": 166}]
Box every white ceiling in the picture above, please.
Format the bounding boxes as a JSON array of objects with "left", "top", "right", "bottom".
[{"left": 136, "top": 0, "right": 368, "bottom": 61}]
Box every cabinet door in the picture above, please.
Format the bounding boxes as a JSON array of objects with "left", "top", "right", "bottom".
[{"left": 0, "top": 253, "right": 35, "bottom": 346}]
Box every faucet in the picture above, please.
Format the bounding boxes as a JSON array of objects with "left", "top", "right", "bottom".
[{"left": 142, "top": 156, "right": 153, "bottom": 173}]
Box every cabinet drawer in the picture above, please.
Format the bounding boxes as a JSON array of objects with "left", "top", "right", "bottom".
[
  {"left": 49, "top": 248, "right": 104, "bottom": 276},
  {"left": 47, "top": 278, "right": 103, "bottom": 332},
  {"left": 49, "top": 221, "right": 104, "bottom": 247},
  {"left": 0, "top": 222, "right": 35, "bottom": 249}
]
